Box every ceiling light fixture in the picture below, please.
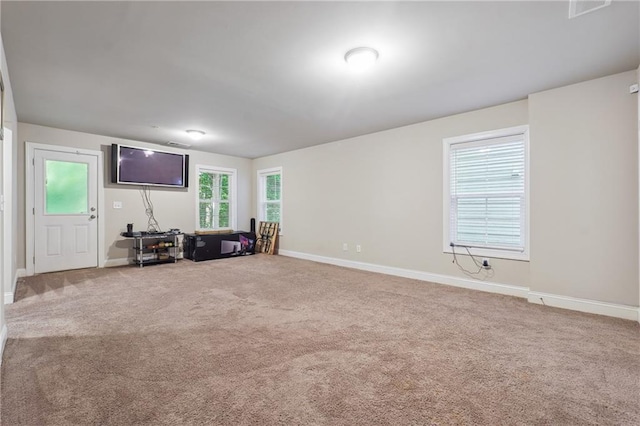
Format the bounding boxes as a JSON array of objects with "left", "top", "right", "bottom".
[
  {"left": 344, "top": 47, "right": 379, "bottom": 72},
  {"left": 186, "top": 129, "right": 205, "bottom": 140}
]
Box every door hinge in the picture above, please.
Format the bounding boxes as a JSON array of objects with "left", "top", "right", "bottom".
[
  {"left": 32, "top": 158, "right": 35, "bottom": 166},
  {"left": 33, "top": 207, "right": 35, "bottom": 215},
  {"left": 33, "top": 256, "right": 35, "bottom": 264}
]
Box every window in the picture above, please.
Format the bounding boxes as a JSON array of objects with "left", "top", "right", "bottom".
[
  {"left": 45, "top": 160, "right": 88, "bottom": 214},
  {"left": 443, "top": 125, "right": 529, "bottom": 260},
  {"left": 197, "top": 165, "right": 237, "bottom": 230},
  {"left": 257, "top": 167, "right": 282, "bottom": 231}
]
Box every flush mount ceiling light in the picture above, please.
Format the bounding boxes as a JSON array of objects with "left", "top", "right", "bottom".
[
  {"left": 344, "top": 47, "right": 379, "bottom": 72},
  {"left": 186, "top": 129, "right": 205, "bottom": 140}
]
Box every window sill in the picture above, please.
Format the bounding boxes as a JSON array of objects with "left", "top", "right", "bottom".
[
  {"left": 195, "top": 228, "right": 235, "bottom": 233},
  {"left": 443, "top": 246, "right": 529, "bottom": 262}
]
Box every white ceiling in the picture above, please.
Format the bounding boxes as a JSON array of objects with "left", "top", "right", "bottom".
[{"left": 2, "top": 1, "right": 638, "bottom": 159}]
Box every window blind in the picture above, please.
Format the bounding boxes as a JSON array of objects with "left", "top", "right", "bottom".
[{"left": 449, "top": 135, "right": 525, "bottom": 251}]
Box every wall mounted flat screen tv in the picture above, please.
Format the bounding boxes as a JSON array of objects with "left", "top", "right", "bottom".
[{"left": 111, "top": 144, "right": 189, "bottom": 188}]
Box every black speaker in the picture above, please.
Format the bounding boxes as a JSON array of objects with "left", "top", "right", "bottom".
[{"left": 250, "top": 218, "right": 256, "bottom": 233}]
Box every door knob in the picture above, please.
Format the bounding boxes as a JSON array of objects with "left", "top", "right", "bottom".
[
  {"left": 90, "top": 215, "right": 96, "bottom": 220},
  {"left": 90, "top": 207, "right": 96, "bottom": 211}
]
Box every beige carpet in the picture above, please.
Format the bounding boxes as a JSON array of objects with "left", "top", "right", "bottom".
[{"left": 1, "top": 255, "right": 639, "bottom": 425}]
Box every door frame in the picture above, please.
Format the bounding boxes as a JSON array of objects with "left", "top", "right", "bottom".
[
  {"left": 25, "top": 142, "right": 105, "bottom": 276},
  {"left": 3, "top": 128, "right": 13, "bottom": 302}
]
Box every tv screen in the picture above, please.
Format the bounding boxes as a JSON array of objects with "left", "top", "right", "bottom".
[{"left": 111, "top": 144, "right": 189, "bottom": 188}]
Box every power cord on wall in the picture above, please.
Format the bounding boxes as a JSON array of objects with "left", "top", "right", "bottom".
[
  {"left": 451, "top": 243, "right": 495, "bottom": 280},
  {"left": 140, "top": 186, "right": 161, "bottom": 233}
]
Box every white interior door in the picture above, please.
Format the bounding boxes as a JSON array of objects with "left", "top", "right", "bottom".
[{"left": 34, "top": 148, "right": 99, "bottom": 273}]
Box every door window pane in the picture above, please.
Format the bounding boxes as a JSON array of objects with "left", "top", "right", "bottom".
[{"left": 45, "top": 160, "right": 88, "bottom": 214}]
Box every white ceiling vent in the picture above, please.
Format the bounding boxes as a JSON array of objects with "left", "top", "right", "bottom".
[
  {"left": 569, "top": 0, "right": 611, "bottom": 19},
  {"left": 166, "top": 141, "right": 191, "bottom": 148}
]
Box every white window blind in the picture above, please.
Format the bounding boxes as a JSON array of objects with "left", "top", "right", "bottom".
[{"left": 448, "top": 134, "right": 526, "bottom": 252}]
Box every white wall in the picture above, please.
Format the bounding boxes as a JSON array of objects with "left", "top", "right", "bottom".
[
  {"left": 0, "top": 2, "right": 4, "bottom": 361},
  {"left": 254, "top": 99, "right": 532, "bottom": 289},
  {"left": 16, "top": 123, "right": 253, "bottom": 266},
  {"left": 254, "top": 71, "right": 639, "bottom": 309},
  {"left": 1, "top": 7, "right": 20, "bottom": 358},
  {"left": 529, "top": 70, "right": 638, "bottom": 305},
  {"left": 9, "top": 71, "right": 640, "bottom": 317}
]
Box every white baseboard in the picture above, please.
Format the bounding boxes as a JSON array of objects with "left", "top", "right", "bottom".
[
  {"left": 528, "top": 291, "right": 639, "bottom": 321},
  {"left": 278, "top": 250, "right": 529, "bottom": 298},
  {"left": 279, "top": 250, "right": 639, "bottom": 322},
  {"left": 0, "top": 324, "right": 7, "bottom": 366},
  {"left": 104, "top": 258, "right": 130, "bottom": 268},
  {"left": 4, "top": 269, "right": 26, "bottom": 305}
]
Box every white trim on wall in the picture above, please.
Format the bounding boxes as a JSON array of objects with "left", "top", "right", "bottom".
[
  {"left": 256, "top": 166, "right": 283, "bottom": 233},
  {"left": 279, "top": 249, "right": 529, "bottom": 298},
  {"left": 104, "top": 258, "right": 131, "bottom": 268},
  {"left": 195, "top": 164, "right": 238, "bottom": 232},
  {"left": 528, "top": 291, "right": 639, "bottom": 321},
  {"left": 25, "top": 143, "right": 105, "bottom": 276},
  {"left": 442, "top": 125, "right": 530, "bottom": 261},
  {"left": 3, "top": 128, "right": 13, "bottom": 304},
  {"left": 279, "top": 249, "right": 639, "bottom": 322},
  {"left": 0, "top": 324, "right": 7, "bottom": 366},
  {"left": 4, "top": 268, "right": 26, "bottom": 305}
]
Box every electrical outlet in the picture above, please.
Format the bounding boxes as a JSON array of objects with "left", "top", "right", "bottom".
[
  {"left": 482, "top": 258, "right": 491, "bottom": 269},
  {"left": 342, "top": 243, "right": 348, "bottom": 251},
  {"left": 356, "top": 245, "right": 361, "bottom": 253},
  {"left": 113, "top": 201, "right": 123, "bottom": 209}
]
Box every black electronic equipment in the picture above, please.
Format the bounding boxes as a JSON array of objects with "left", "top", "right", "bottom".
[
  {"left": 183, "top": 232, "right": 256, "bottom": 262},
  {"left": 111, "top": 144, "right": 189, "bottom": 188}
]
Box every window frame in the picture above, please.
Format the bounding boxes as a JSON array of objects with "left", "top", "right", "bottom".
[
  {"left": 195, "top": 164, "right": 237, "bottom": 231},
  {"left": 257, "top": 166, "right": 283, "bottom": 234},
  {"left": 442, "top": 125, "right": 530, "bottom": 261}
]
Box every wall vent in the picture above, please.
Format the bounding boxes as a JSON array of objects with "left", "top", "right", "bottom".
[
  {"left": 166, "top": 141, "right": 191, "bottom": 148},
  {"left": 569, "top": 0, "right": 611, "bottom": 19}
]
